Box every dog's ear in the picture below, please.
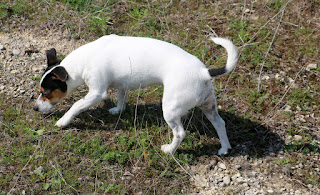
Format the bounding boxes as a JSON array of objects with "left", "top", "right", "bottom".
[
  {"left": 50, "top": 66, "right": 68, "bottom": 82},
  {"left": 46, "top": 48, "right": 59, "bottom": 66}
]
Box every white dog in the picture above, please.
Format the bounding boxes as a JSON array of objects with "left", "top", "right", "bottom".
[{"left": 33, "top": 35, "right": 238, "bottom": 155}]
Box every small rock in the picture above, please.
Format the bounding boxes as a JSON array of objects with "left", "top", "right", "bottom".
[
  {"left": 267, "top": 189, "right": 274, "bottom": 193},
  {"left": 253, "top": 161, "right": 260, "bottom": 167},
  {"left": 132, "top": 166, "right": 141, "bottom": 174},
  {"left": 288, "top": 77, "right": 294, "bottom": 83},
  {"left": 280, "top": 71, "right": 286, "bottom": 76},
  {"left": 275, "top": 73, "right": 283, "bottom": 81},
  {"left": 242, "top": 162, "right": 251, "bottom": 170},
  {"left": 34, "top": 183, "right": 41, "bottom": 189},
  {"left": 198, "top": 164, "right": 209, "bottom": 175},
  {"left": 296, "top": 105, "right": 302, "bottom": 112},
  {"left": 223, "top": 175, "right": 231, "bottom": 185},
  {"left": 11, "top": 70, "right": 19, "bottom": 74},
  {"left": 236, "top": 177, "right": 245, "bottom": 184},
  {"left": 13, "top": 49, "right": 20, "bottom": 56},
  {"left": 306, "top": 63, "right": 318, "bottom": 71},
  {"left": 298, "top": 163, "right": 304, "bottom": 169},
  {"left": 193, "top": 175, "right": 208, "bottom": 188},
  {"left": 234, "top": 173, "right": 241, "bottom": 178},
  {"left": 262, "top": 75, "right": 270, "bottom": 81},
  {"left": 0, "top": 44, "right": 5, "bottom": 50},
  {"left": 218, "top": 163, "right": 226, "bottom": 170},
  {"left": 209, "top": 175, "right": 218, "bottom": 184},
  {"left": 244, "top": 8, "right": 251, "bottom": 13},
  {"left": 248, "top": 171, "right": 258, "bottom": 178},
  {"left": 294, "top": 135, "right": 303, "bottom": 141},
  {"left": 123, "top": 171, "right": 134, "bottom": 177}
]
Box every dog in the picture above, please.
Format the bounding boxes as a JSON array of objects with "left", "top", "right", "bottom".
[{"left": 33, "top": 35, "right": 238, "bottom": 155}]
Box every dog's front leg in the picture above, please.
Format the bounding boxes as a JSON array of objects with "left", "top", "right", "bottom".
[{"left": 56, "top": 91, "right": 104, "bottom": 128}]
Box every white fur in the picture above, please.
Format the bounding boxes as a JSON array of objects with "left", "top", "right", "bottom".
[
  {"left": 36, "top": 35, "right": 237, "bottom": 155},
  {"left": 34, "top": 94, "right": 54, "bottom": 112},
  {"left": 211, "top": 37, "right": 238, "bottom": 74}
]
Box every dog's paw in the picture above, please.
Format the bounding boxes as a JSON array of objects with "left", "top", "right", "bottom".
[
  {"left": 161, "top": 144, "right": 175, "bottom": 154},
  {"left": 55, "top": 117, "right": 70, "bottom": 128},
  {"left": 217, "top": 147, "right": 231, "bottom": 156},
  {"left": 108, "top": 107, "right": 121, "bottom": 115}
]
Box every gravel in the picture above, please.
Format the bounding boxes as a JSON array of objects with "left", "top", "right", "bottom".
[
  {"left": 188, "top": 156, "right": 319, "bottom": 194},
  {"left": 0, "top": 30, "right": 85, "bottom": 101},
  {"left": 1, "top": 29, "right": 319, "bottom": 195}
]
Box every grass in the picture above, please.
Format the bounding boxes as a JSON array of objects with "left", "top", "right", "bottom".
[
  {"left": 0, "top": 96, "right": 194, "bottom": 193},
  {"left": 1, "top": 0, "right": 320, "bottom": 193}
]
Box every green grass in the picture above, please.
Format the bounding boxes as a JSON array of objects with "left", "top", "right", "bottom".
[
  {"left": 1, "top": 0, "right": 320, "bottom": 193},
  {"left": 0, "top": 96, "right": 199, "bottom": 193}
]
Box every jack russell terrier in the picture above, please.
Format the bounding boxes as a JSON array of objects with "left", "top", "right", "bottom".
[{"left": 33, "top": 35, "right": 238, "bottom": 155}]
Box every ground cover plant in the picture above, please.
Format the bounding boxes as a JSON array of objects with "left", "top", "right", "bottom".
[{"left": 0, "top": 0, "right": 319, "bottom": 194}]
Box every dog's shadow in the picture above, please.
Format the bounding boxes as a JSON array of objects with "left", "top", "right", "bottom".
[{"left": 53, "top": 99, "right": 318, "bottom": 158}]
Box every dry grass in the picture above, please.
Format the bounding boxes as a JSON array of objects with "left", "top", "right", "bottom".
[{"left": 0, "top": 0, "right": 319, "bottom": 194}]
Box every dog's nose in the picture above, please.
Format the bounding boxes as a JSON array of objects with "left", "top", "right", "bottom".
[{"left": 33, "top": 106, "right": 39, "bottom": 112}]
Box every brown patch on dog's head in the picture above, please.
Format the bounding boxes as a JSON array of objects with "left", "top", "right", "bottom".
[
  {"left": 40, "top": 87, "right": 67, "bottom": 105},
  {"left": 39, "top": 66, "right": 68, "bottom": 105}
]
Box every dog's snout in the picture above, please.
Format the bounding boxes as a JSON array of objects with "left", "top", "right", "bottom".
[{"left": 33, "top": 106, "right": 39, "bottom": 112}]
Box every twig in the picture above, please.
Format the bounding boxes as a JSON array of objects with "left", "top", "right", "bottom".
[
  {"left": 266, "top": 67, "right": 305, "bottom": 119},
  {"left": 170, "top": 153, "right": 194, "bottom": 180},
  {"left": 185, "top": 109, "right": 195, "bottom": 131},
  {"left": 95, "top": 167, "right": 99, "bottom": 194},
  {"left": 238, "top": 34, "right": 245, "bottom": 44},
  {"left": 224, "top": 68, "right": 236, "bottom": 93},
  {"left": 114, "top": 57, "right": 133, "bottom": 130},
  {"left": 206, "top": 25, "right": 218, "bottom": 37},
  {"left": 113, "top": 88, "right": 128, "bottom": 131},
  {"left": 50, "top": 160, "right": 79, "bottom": 194},
  {"left": 241, "top": 0, "right": 292, "bottom": 49},
  {"left": 8, "top": 146, "right": 38, "bottom": 194},
  {"left": 134, "top": 83, "right": 142, "bottom": 135},
  {"left": 241, "top": 0, "right": 246, "bottom": 23},
  {"left": 257, "top": 6, "right": 285, "bottom": 92}
]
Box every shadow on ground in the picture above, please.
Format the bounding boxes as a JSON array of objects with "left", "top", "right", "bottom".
[{"left": 51, "top": 100, "right": 320, "bottom": 159}]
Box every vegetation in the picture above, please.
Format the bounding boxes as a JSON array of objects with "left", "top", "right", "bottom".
[{"left": 0, "top": 0, "right": 319, "bottom": 193}]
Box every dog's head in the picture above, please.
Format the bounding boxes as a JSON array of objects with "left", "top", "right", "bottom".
[{"left": 33, "top": 48, "right": 68, "bottom": 113}]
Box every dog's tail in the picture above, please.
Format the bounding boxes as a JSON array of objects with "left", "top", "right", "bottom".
[{"left": 208, "top": 37, "right": 238, "bottom": 77}]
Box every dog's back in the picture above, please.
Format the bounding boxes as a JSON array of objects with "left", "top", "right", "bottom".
[{"left": 61, "top": 35, "right": 210, "bottom": 89}]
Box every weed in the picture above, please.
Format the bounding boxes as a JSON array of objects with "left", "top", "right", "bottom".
[
  {"left": 129, "top": 8, "right": 148, "bottom": 19},
  {"left": 1, "top": 0, "right": 320, "bottom": 193},
  {"left": 290, "top": 88, "right": 316, "bottom": 108},
  {"left": 266, "top": 0, "right": 286, "bottom": 12},
  {"left": 87, "top": 14, "right": 112, "bottom": 36},
  {"left": 275, "top": 157, "right": 290, "bottom": 166}
]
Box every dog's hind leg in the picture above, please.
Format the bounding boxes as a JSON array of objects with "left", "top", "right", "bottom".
[
  {"left": 161, "top": 115, "right": 186, "bottom": 154},
  {"left": 160, "top": 96, "right": 187, "bottom": 154},
  {"left": 109, "top": 88, "right": 128, "bottom": 115},
  {"left": 200, "top": 95, "right": 231, "bottom": 155}
]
